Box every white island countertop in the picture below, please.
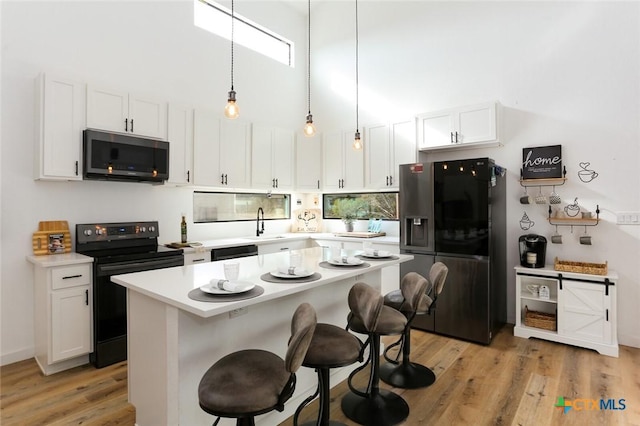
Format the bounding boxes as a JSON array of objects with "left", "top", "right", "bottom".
[{"left": 112, "top": 246, "right": 412, "bottom": 319}]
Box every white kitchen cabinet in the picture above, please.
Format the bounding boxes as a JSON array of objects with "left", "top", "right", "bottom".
[
  {"left": 166, "top": 104, "right": 194, "bottom": 185},
  {"left": 193, "top": 108, "right": 252, "bottom": 188},
  {"left": 86, "top": 85, "right": 167, "bottom": 140},
  {"left": 296, "top": 132, "right": 323, "bottom": 191},
  {"left": 417, "top": 101, "right": 499, "bottom": 150},
  {"left": 251, "top": 125, "right": 295, "bottom": 190},
  {"left": 28, "top": 255, "right": 93, "bottom": 375},
  {"left": 364, "top": 119, "right": 416, "bottom": 190},
  {"left": 323, "top": 130, "right": 364, "bottom": 191},
  {"left": 514, "top": 266, "right": 618, "bottom": 357},
  {"left": 257, "top": 239, "right": 309, "bottom": 255},
  {"left": 34, "top": 73, "right": 85, "bottom": 181},
  {"left": 184, "top": 251, "right": 211, "bottom": 265}
]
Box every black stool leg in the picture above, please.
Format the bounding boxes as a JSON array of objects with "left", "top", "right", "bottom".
[
  {"left": 341, "top": 334, "right": 409, "bottom": 426},
  {"left": 380, "top": 324, "right": 436, "bottom": 388},
  {"left": 236, "top": 417, "right": 255, "bottom": 426},
  {"left": 297, "top": 367, "right": 349, "bottom": 426}
]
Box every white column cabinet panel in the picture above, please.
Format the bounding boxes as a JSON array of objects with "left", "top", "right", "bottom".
[
  {"left": 220, "top": 119, "right": 252, "bottom": 188},
  {"left": 193, "top": 109, "right": 221, "bottom": 186},
  {"left": 364, "top": 119, "right": 416, "bottom": 190},
  {"left": 35, "top": 73, "right": 86, "bottom": 181},
  {"left": 167, "top": 104, "right": 194, "bottom": 185},
  {"left": 296, "top": 133, "right": 322, "bottom": 191}
]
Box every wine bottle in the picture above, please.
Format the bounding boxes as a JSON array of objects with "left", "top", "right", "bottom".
[{"left": 181, "top": 215, "right": 187, "bottom": 244}]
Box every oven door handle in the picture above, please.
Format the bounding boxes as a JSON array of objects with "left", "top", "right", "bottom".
[{"left": 97, "top": 258, "right": 183, "bottom": 276}]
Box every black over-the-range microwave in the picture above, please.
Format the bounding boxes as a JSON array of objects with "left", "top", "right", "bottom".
[{"left": 83, "top": 129, "right": 169, "bottom": 184}]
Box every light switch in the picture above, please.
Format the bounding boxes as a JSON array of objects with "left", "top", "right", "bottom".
[{"left": 616, "top": 212, "right": 640, "bottom": 225}]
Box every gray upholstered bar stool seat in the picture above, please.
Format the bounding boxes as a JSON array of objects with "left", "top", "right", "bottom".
[
  {"left": 293, "top": 323, "right": 362, "bottom": 426},
  {"left": 380, "top": 263, "right": 449, "bottom": 389},
  {"left": 198, "top": 303, "right": 317, "bottom": 426},
  {"left": 341, "top": 282, "right": 410, "bottom": 426}
]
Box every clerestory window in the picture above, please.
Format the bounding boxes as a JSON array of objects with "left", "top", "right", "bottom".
[{"left": 194, "top": 0, "right": 295, "bottom": 67}]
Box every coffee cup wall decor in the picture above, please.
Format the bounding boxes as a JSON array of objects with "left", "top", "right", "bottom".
[{"left": 578, "top": 162, "right": 599, "bottom": 183}]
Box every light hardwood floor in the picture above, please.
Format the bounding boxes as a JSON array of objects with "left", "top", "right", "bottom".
[{"left": 2, "top": 325, "right": 639, "bottom": 425}]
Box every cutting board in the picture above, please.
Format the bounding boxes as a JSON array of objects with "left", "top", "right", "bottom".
[{"left": 333, "top": 232, "right": 386, "bottom": 238}]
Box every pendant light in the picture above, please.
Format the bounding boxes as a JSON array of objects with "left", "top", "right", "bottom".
[
  {"left": 224, "top": 0, "right": 239, "bottom": 119},
  {"left": 352, "top": 0, "right": 362, "bottom": 151},
  {"left": 303, "top": 0, "right": 316, "bottom": 137}
]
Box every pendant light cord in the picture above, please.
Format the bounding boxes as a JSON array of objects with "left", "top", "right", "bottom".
[
  {"left": 230, "top": 0, "right": 235, "bottom": 91},
  {"left": 355, "top": 0, "right": 359, "bottom": 132},
  {"left": 307, "top": 0, "right": 311, "bottom": 115}
]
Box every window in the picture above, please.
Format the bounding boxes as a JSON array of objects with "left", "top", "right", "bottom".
[
  {"left": 194, "top": 191, "right": 290, "bottom": 223},
  {"left": 194, "top": 0, "right": 295, "bottom": 67},
  {"left": 323, "top": 193, "right": 399, "bottom": 220}
]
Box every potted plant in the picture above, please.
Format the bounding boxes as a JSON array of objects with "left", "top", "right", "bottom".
[{"left": 331, "top": 198, "right": 368, "bottom": 232}]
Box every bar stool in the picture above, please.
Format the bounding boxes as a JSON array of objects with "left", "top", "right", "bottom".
[
  {"left": 293, "top": 322, "right": 362, "bottom": 426},
  {"left": 380, "top": 263, "right": 449, "bottom": 389},
  {"left": 198, "top": 303, "right": 317, "bottom": 426},
  {"left": 341, "top": 282, "right": 410, "bottom": 426}
]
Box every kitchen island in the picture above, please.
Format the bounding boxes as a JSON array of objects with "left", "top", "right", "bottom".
[{"left": 112, "top": 246, "right": 412, "bottom": 426}]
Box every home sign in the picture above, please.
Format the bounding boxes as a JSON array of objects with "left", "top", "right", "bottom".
[{"left": 522, "top": 145, "right": 562, "bottom": 179}]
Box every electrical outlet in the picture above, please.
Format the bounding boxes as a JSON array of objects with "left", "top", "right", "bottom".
[
  {"left": 616, "top": 212, "right": 640, "bottom": 225},
  {"left": 229, "top": 307, "right": 248, "bottom": 318}
]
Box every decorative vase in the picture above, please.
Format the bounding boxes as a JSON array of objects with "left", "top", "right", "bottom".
[{"left": 345, "top": 222, "right": 354, "bottom": 232}]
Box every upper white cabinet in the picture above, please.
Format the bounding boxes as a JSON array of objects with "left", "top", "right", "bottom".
[
  {"left": 193, "top": 108, "right": 251, "bottom": 188},
  {"left": 323, "top": 130, "right": 364, "bottom": 191},
  {"left": 252, "top": 125, "right": 295, "bottom": 191},
  {"left": 166, "top": 104, "right": 194, "bottom": 185},
  {"left": 364, "top": 119, "right": 416, "bottom": 190},
  {"left": 296, "top": 133, "right": 323, "bottom": 191},
  {"left": 86, "top": 85, "right": 167, "bottom": 140},
  {"left": 35, "top": 73, "right": 86, "bottom": 181},
  {"left": 417, "top": 101, "right": 500, "bottom": 150}
]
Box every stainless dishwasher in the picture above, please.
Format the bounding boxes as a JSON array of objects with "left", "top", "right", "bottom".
[{"left": 211, "top": 244, "right": 259, "bottom": 261}]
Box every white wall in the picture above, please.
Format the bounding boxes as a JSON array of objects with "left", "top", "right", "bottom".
[
  {"left": 311, "top": 1, "right": 640, "bottom": 347},
  {"left": 0, "top": 0, "right": 307, "bottom": 365}
]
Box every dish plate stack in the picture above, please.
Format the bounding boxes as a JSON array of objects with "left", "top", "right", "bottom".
[{"left": 32, "top": 220, "right": 71, "bottom": 255}]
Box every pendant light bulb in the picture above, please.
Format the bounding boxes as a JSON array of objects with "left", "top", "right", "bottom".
[
  {"left": 304, "top": 113, "right": 316, "bottom": 137},
  {"left": 224, "top": 89, "right": 239, "bottom": 119},
  {"left": 353, "top": 130, "right": 362, "bottom": 151}
]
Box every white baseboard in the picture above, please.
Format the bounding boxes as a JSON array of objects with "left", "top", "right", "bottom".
[
  {"left": 1, "top": 347, "right": 34, "bottom": 367},
  {"left": 618, "top": 332, "right": 640, "bottom": 349}
]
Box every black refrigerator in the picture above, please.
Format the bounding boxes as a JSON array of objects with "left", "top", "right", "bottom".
[{"left": 399, "top": 158, "right": 506, "bottom": 344}]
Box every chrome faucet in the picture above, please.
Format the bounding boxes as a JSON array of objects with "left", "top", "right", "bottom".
[{"left": 256, "top": 207, "right": 265, "bottom": 237}]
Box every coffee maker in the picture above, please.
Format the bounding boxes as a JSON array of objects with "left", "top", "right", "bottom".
[{"left": 519, "top": 234, "right": 547, "bottom": 268}]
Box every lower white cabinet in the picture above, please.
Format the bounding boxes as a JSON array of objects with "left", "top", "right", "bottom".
[
  {"left": 514, "top": 266, "right": 618, "bottom": 357},
  {"left": 257, "top": 239, "right": 308, "bottom": 255},
  {"left": 28, "top": 255, "right": 93, "bottom": 375},
  {"left": 184, "top": 251, "right": 211, "bottom": 265}
]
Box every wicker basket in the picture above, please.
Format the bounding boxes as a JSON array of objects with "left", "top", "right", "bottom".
[
  {"left": 524, "top": 306, "right": 556, "bottom": 331},
  {"left": 554, "top": 257, "right": 608, "bottom": 275}
]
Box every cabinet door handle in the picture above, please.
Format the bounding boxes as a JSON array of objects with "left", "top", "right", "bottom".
[
  {"left": 272, "top": 178, "right": 275, "bottom": 188},
  {"left": 389, "top": 176, "right": 393, "bottom": 186},
  {"left": 85, "top": 289, "right": 89, "bottom": 306},
  {"left": 606, "top": 309, "right": 609, "bottom": 321},
  {"left": 192, "top": 258, "right": 206, "bottom": 263},
  {"left": 130, "top": 119, "right": 134, "bottom": 133},
  {"left": 221, "top": 174, "right": 225, "bottom": 184},
  {"left": 187, "top": 170, "right": 190, "bottom": 182},
  {"left": 386, "top": 176, "right": 389, "bottom": 186},
  {"left": 450, "top": 132, "right": 454, "bottom": 144},
  {"left": 75, "top": 161, "right": 79, "bottom": 176},
  {"left": 225, "top": 174, "right": 228, "bottom": 185},
  {"left": 317, "top": 180, "right": 320, "bottom": 189},
  {"left": 125, "top": 118, "right": 128, "bottom": 132},
  {"left": 455, "top": 131, "right": 459, "bottom": 143},
  {"left": 275, "top": 178, "right": 278, "bottom": 188},
  {"left": 62, "top": 274, "right": 82, "bottom": 280}
]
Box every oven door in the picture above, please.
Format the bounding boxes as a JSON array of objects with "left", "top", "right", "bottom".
[{"left": 92, "top": 255, "right": 183, "bottom": 368}]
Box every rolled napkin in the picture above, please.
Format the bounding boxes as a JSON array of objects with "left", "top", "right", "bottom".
[
  {"left": 364, "top": 248, "right": 390, "bottom": 257},
  {"left": 276, "top": 265, "right": 309, "bottom": 276},
  {"left": 333, "top": 256, "right": 360, "bottom": 264},
  {"left": 210, "top": 279, "right": 246, "bottom": 292}
]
